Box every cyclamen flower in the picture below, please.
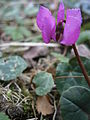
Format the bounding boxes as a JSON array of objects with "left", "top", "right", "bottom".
[{"left": 36, "top": 0, "right": 82, "bottom": 46}]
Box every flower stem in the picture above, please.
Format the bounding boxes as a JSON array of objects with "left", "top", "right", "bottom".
[{"left": 72, "top": 44, "right": 90, "bottom": 87}]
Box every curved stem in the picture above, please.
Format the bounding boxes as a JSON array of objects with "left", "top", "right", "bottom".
[{"left": 72, "top": 44, "right": 90, "bottom": 87}]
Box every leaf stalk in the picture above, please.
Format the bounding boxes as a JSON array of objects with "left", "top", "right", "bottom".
[{"left": 72, "top": 44, "right": 90, "bottom": 86}]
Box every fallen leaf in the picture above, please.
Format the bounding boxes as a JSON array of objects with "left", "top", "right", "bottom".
[
  {"left": 24, "top": 46, "right": 48, "bottom": 60},
  {"left": 36, "top": 95, "right": 54, "bottom": 116},
  {"left": 23, "top": 47, "right": 48, "bottom": 67}
]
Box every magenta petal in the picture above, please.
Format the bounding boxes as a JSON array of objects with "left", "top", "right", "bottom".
[
  {"left": 61, "top": 9, "right": 82, "bottom": 46},
  {"left": 42, "top": 16, "right": 56, "bottom": 43},
  {"left": 51, "top": 17, "right": 56, "bottom": 41},
  {"left": 57, "top": 0, "right": 64, "bottom": 24},
  {"left": 67, "top": 8, "right": 82, "bottom": 23},
  {"left": 36, "top": 6, "right": 52, "bottom": 30}
]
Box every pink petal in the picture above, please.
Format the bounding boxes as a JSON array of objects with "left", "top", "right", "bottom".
[
  {"left": 67, "top": 9, "right": 82, "bottom": 23},
  {"left": 57, "top": 0, "right": 64, "bottom": 24},
  {"left": 42, "top": 16, "right": 56, "bottom": 43},
  {"left": 60, "top": 9, "right": 82, "bottom": 46},
  {"left": 51, "top": 17, "right": 56, "bottom": 41},
  {"left": 36, "top": 6, "right": 52, "bottom": 30}
]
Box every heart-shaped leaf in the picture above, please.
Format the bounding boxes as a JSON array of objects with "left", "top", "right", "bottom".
[
  {"left": 32, "top": 71, "right": 54, "bottom": 96},
  {"left": 24, "top": 3, "right": 39, "bottom": 16},
  {"left": 51, "top": 52, "right": 69, "bottom": 63},
  {"left": 4, "top": 26, "right": 31, "bottom": 41},
  {"left": 70, "top": 57, "right": 90, "bottom": 74},
  {"left": 60, "top": 86, "right": 90, "bottom": 120},
  {"left": 56, "top": 57, "right": 90, "bottom": 94},
  {"left": 0, "top": 56, "right": 27, "bottom": 81},
  {"left": 77, "top": 30, "right": 90, "bottom": 45}
]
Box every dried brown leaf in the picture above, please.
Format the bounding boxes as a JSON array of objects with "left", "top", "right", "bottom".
[
  {"left": 23, "top": 47, "right": 48, "bottom": 67},
  {"left": 23, "top": 47, "right": 48, "bottom": 60},
  {"left": 36, "top": 95, "right": 54, "bottom": 116}
]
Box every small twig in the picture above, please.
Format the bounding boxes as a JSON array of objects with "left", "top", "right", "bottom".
[
  {"left": 32, "top": 101, "right": 37, "bottom": 119},
  {"left": 12, "top": 94, "right": 20, "bottom": 104},
  {"left": 1, "top": 47, "right": 29, "bottom": 53},
  {"left": 5, "top": 81, "right": 14, "bottom": 89},
  {"left": 14, "top": 82, "right": 21, "bottom": 93},
  {"left": 26, "top": 118, "right": 38, "bottom": 120},
  {"left": 0, "top": 42, "right": 60, "bottom": 47},
  {"left": 53, "top": 100, "right": 57, "bottom": 120},
  {"left": 45, "top": 59, "right": 57, "bottom": 71},
  {"left": 3, "top": 94, "right": 8, "bottom": 101},
  {"left": 17, "top": 96, "right": 30, "bottom": 106},
  {"left": 19, "top": 74, "right": 31, "bottom": 83}
]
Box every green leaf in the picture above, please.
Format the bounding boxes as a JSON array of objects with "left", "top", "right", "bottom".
[
  {"left": 19, "top": 26, "right": 31, "bottom": 37},
  {"left": 60, "top": 86, "right": 90, "bottom": 120},
  {"left": 24, "top": 3, "right": 38, "bottom": 16},
  {"left": 0, "top": 112, "right": 10, "bottom": 120},
  {"left": 1, "top": 4, "right": 21, "bottom": 20},
  {"left": 56, "top": 57, "right": 90, "bottom": 94},
  {"left": 51, "top": 52, "right": 69, "bottom": 63},
  {"left": 0, "top": 56, "right": 27, "bottom": 81},
  {"left": 70, "top": 57, "right": 90, "bottom": 74},
  {"left": 4, "top": 26, "right": 31, "bottom": 41},
  {"left": 77, "top": 30, "right": 90, "bottom": 45},
  {"left": 32, "top": 71, "right": 54, "bottom": 96},
  {"left": 4, "top": 26, "right": 23, "bottom": 40}
]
